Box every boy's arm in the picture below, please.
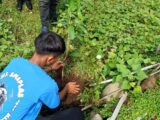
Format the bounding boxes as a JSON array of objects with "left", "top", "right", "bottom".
[{"left": 59, "top": 82, "right": 80, "bottom": 100}]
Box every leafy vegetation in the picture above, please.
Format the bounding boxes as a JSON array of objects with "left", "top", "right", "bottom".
[
  {"left": 0, "top": 19, "right": 33, "bottom": 70},
  {"left": 55, "top": 0, "right": 160, "bottom": 104},
  {"left": 95, "top": 99, "right": 119, "bottom": 119},
  {"left": 118, "top": 88, "right": 160, "bottom": 119},
  {"left": 0, "top": 0, "right": 160, "bottom": 119},
  {"left": 0, "top": 0, "right": 38, "bottom": 70}
]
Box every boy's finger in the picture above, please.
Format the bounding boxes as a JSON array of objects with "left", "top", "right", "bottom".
[
  {"left": 76, "top": 84, "right": 80, "bottom": 87},
  {"left": 74, "top": 87, "right": 80, "bottom": 90},
  {"left": 58, "top": 61, "right": 64, "bottom": 64},
  {"left": 70, "top": 82, "right": 77, "bottom": 85},
  {"left": 74, "top": 88, "right": 80, "bottom": 92},
  {"left": 74, "top": 90, "right": 80, "bottom": 93},
  {"left": 73, "top": 91, "right": 78, "bottom": 94}
]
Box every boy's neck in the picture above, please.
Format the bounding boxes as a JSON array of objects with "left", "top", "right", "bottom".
[{"left": 29, "top": 53, "right": 46, "bottom": 68}]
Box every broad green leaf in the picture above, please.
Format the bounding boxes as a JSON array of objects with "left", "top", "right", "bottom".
[
  {"left": 108, "top": 61, "right": 116, "bottom": 68},
  {"left": 143, "top": 58, "right": 151, "bottom": 64},
  {"left": 131, "top": 64, "right": 141, "bottom": 71},
  {"left": 130, "top": 82, "right": 136, "bottom": 87},
  {"left": 133, "top": 85, "right": 142, "bottom": 94},
  {"left": 71, "top": 50, "right": 80, "bottom": 58},
  {"left": 127, "top": 58, "right": 136, "bottom": 66},
  {"left": 109, "top": 71, "right": 117, "bottom": 76},
  {"left": 115, "top": 75, "right": 123, "bottom": 82},
  {"left": 97, "top": 49, "right": 104, "bottom": 57},
  {"left": 123, "top": 45, "right": 130, "bottom": 51},
  {"left": 127, "top": 58, "right": 141, "bottom": 71},
  {"left": 136, "top": 70, "right": 148, "bottom": 81},
  {"left": 128, "top": 74, "right": 135, "bottom": 81},
  {"left": 102, "top": 65, "right": 110, "bottom": 76},
  {"left": 124, "top": 53, "right": 132, "bottom": 60},
  {"left": 121, "top": 80, "right": 131, "bottom": 90},
  {"left": 116, "top": 64, "right": 131, "bottom": 77},
  {"left": 108, "top": 52, "right": 116, "bottom": 59}
]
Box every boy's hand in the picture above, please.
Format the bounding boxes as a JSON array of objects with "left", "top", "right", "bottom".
[
  {"left": 50, "top": 60, "right": 64, "bottom": 71},
  {"left": 65, "top": 82, "right": 80, "bottom": 94},
  {"left": 59, "top": 82, "right": 80, "bottom": 100}
]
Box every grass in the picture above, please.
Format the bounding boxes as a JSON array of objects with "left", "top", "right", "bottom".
[
  {"left": 117, "top": 88, "right": 160, "bottom": 120},
  {"left": 0, "top": 0, "right": 40, "bottom": 45},
  {"left": 0, "top": 0, "right": 46, "bottom": 70}
]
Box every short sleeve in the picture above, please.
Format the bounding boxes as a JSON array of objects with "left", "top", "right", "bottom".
[{"left": 40, "top": 82, "right": 60, "bottom": 109}]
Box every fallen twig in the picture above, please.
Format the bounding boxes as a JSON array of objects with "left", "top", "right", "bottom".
[
  {"left": 89, "top": 79, "right": 112, "bottom": 87},
  {"left": 150, "top": 69, "right": 160, "bottom": 76},
  {"left": 136, "top": 63, "right": 159, "bottom": 72}
]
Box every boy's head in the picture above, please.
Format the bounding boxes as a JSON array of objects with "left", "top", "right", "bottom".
[
  {"left": 35, "top": 32, "right": 65, "bottom": 56},
  {"left": 34, "top": 32, "right": 65, "bottom": 67}
]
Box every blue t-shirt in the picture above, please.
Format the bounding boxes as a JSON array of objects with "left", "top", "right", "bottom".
[{"left": 0, "top": 58, "right": 60, "bottom": 120}]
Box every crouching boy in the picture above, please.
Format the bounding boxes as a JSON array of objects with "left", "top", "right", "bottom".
[{"left": 0, "top": 32, "right": 83, "bottom": 120}]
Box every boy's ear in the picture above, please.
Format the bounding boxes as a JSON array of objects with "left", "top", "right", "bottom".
[{"left": 46, "top": 55, "right": 57, "bottom": 65}]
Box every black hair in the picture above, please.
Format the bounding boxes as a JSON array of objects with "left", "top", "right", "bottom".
[{"left": 35, "top": 32, "right": 66, "bottom": 56}]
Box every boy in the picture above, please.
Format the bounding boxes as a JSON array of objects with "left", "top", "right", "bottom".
[{"left": 0, "top": 32, "right": 83, "bottom": 120}]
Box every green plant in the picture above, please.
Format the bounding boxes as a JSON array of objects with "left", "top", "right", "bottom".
[
  {"left": 0, "top": 19, "right": 34, "bottom": 71},
  {"left": 54, "top": 0, "right": 160, "bottom": 105},
  {"left": 96, "top": 99, "right": 119, "bottom": 119},
  {"left": 117, "top": 88, "right": 160, "bottom": 119}
]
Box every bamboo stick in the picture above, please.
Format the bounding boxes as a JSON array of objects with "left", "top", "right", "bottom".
[{"left": 108, "top": 92, "right": 128, "bottom": 120}]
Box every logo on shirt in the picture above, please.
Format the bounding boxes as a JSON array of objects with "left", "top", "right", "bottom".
[
  {"left": 0, "top": 83, "right": 7, "bottom": 107},
  {"left": 0, "top": 72, "right": 25, "bottom": 120}
]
